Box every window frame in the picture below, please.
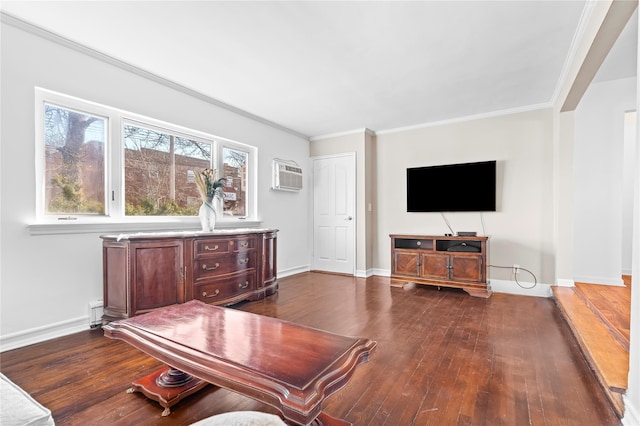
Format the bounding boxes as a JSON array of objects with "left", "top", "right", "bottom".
[
  {"left": 36, "top": 90, "right": 115, "bottom": 221},
  {"left": 31, "top": 88, "right": 260, "bottom": 235},
  {"left": 120, "top": 117, "right": 217, "bottom": 219},
  {"left": 218, "top": 143, "right": 255, "bottom": 220}
]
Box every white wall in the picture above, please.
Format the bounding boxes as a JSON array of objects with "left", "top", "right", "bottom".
[
  {"left": 375, "top": 109, "right": 556, "bottom": 291},
  {"left": 622, "top": 11, "right": 640, "bottom": 425},
  {"left": 0, "top": 20, "right": 310, "bottom": 350},
  {"left": 573, "top": 77, "right": 636, "bottom": 285},
  {"left": 623, "top": 112, "right": 637, "bottom": 276}
]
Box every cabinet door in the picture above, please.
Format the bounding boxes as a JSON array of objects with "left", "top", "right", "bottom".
[
  {"left": 421, "top": 253, "right": 450, "bottom": 280},
  {"left": 450, "top": 255, "right": 483, "bottom": 283},
  {"left": 260, "top": 232, "right": 277, "bottom": 289},
  {"left": 131, "top": 240, "right": 184, "bottom": 315},
  {"left": 103, "top": 242, "right": 129, "bottom": 320},
  {"left": 393, "top": 251, "right": 421, "bottom": 277}
]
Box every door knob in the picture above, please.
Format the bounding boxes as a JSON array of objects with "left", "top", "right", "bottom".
[{"left": 345, "top": 216, "right": 353, "bottom": 221}]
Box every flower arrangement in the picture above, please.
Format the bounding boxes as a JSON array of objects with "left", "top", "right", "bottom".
[{"left": 194, "top": 168, "right": 225, "bottom": 204}]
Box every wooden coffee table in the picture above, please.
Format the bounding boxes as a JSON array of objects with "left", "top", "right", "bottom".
[{"left": 103, "top": 300, "right": 376, "bottom": 425}]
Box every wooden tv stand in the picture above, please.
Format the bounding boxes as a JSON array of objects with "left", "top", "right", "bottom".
[{"left": 390, "top": 234, "right": 490, "bottom": 298}]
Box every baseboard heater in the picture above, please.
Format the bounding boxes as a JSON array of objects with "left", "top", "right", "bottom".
[{"left": 89, "top": 300, "right": 104, "bottom": 328}]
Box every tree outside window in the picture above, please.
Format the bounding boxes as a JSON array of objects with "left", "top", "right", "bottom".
[
  {"left": 38, "top": 89, "right": 257, "bottom": 223},
  {"left": 43, "top": 104, "right": 106, "bottom": 215},
  {"left": 124, "top": 124, "right": 212, "bottom": 216}
]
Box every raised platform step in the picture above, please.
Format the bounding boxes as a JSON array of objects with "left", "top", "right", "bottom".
[
  {"left": 574, "top": 281, "right": 631, "bottom": 352},
  {"left": 552, "top": 286, "right": 628, "bottom": 418}
]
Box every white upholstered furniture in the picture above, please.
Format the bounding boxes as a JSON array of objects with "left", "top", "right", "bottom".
[
  {"left": 190, "top": 411, "right": 286, "bottom": 426},
  {"left": 0, "top": 373, "right": 55, "bottom": 426}
]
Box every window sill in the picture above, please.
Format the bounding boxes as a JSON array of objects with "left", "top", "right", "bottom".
[{"left": 28, "top": 218, "right": 263, "bottom": 236}]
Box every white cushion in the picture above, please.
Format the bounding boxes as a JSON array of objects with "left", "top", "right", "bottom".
[
  {"left": 190, "top": 411, "right": 286, "bottom": 426},
  {"left": 0, "top": 373, "right": 55, "bottom": 426}
]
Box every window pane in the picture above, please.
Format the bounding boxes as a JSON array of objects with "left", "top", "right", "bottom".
[
  {"left": 222, "top": 146, "right": 248, "bottom": 217},
  {"left": 123, "top": 124, "right": 212, "bottom": 216},
  {"left": 44, "top": 104, "right": 106, "bottom": 215}
]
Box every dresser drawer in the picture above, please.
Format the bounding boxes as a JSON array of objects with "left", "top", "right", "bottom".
[
  {"left": 194, "top": 252, "right": 256, "bottom": 281},
  {"left": 194, "top": 238, "right": 231, "bottom": 257},
  {"left": 231, "top": 236, "right": 257, "bottom": 252},
  {"left": 195, "top": 273, "right": 256, "bottom": 303},
  {"left": 194, "top": 236, "right": 257, "bottom": 258}
]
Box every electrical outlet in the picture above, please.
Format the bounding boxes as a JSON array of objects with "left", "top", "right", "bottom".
[{"left": 513, "top": 264, "right": 520, "bottom": 275}]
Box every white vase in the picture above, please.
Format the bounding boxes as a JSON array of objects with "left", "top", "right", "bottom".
[{"left": 199, "top": 201, "right": 216, "bottom": 232}]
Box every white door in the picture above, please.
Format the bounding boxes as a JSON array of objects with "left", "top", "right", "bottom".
[{"left": 312, "top": 154, "right": 356, "bottom": 275}]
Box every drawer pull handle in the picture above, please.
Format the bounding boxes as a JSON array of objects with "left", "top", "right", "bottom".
[
  {"left": 240, "top": 241, "right": 249, "bottom": 248},
  {"left": 202, "top": 289, "right": 220, "bottom": 298},
  {"left": 204, "top": 244, "right": 219, "bottom": 251},
  {"left": 238, "top": 258, "right": 249, "bottom": 265},
  {"left": 202, "top": 262, "right": 220, "bottom": 271},
  {"left": 238, "top": 281, "right": 249, "bottom": 289}
]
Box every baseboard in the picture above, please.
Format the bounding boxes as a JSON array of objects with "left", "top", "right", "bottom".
[
  {"left": 2, "top": 266, "right": 311, "bottom": 352},
  {"left": 356, "top": 269, "right": 384, "bottom": 278},
  {"left": 371, "top": 268, "right": 391, "bottom": 277},
  {"left": 489, "top": 279, "right": 553, "bottom": 298},
  {"left": 573, "top": 275, "right": 625, "bottom": 286},
  {"left": 623, "top": 394, "right": 640, "bottom": 426},
  {"left": 278, "top": 265, "right": 311, "bottom": 278},
  {"left": 0, "top": 316, "right": 89, "bottom": 352},
  {"left": 373, "top": 270, "right": 550, "bottom": 297},
  {"left": 556, "top": 278, "right": 575, "bottom": 287}
]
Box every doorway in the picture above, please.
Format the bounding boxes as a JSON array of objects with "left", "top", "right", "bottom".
[{"left": 311, "top": 153, "right": 356, "bottom": 275}]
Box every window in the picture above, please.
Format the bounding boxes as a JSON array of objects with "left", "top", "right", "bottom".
[
  {"left": 123, "top": 122, "right": 213, "bottom": 216},
  {"left": 35, "top": 88, "right": 257, "bottom": 227},
  {"left": 43, "top": 103, "right": 107, "bottom": 215},
  {"left": 222, "top": 146, "right": 248, "bottom": 218}
]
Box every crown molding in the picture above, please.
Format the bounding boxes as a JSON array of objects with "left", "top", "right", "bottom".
[
  {"left": 1, "top": 11, "right": 310, "bottom": 141},
  {"left": 310, "top": 127, "right": 375, "bottom": 141},
  {"left": 375, "top": 103, "right": 552, "bottom": 136}
]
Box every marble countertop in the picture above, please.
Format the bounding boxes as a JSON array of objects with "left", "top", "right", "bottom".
[{"left": 101, "top": 228, "right": 278, "bottom": 241}]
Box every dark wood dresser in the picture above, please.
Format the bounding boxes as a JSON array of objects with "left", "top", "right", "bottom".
[{"left": 101, "top": 229, "right": 277, "bottom": 322}]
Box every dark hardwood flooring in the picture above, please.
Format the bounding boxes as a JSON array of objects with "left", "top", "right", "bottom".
[{"left": 0, "top": 272, "right": 620, "bottom": 425}]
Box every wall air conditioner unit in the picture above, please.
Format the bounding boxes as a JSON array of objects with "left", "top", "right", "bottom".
[{"left": 272, "top": 159, "right": 303, "bottom": 191}]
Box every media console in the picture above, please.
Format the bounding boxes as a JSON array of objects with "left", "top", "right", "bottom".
[{"left": 390, "top": 234, "right": 490, "bottom": 298}]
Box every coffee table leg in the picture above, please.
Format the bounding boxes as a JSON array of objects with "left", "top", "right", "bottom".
[{"left": 127, "top": 366, "right": 208, "bottom": 416}]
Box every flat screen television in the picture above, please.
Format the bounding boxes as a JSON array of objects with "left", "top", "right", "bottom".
[{"left": 407, "top": 160, "right": 496, "bottom": 212}]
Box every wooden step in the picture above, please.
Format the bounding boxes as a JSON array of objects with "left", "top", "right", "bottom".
[
  {"left": 552, "top": 286, "right": 628, "bottom": 418},
  {"left": 574, "top": 281, "right": 630, "bottom": 351}
]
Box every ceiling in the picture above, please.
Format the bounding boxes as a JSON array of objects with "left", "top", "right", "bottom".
[{"left": 1, "top": 1, "right": 637, "bottom": 139}]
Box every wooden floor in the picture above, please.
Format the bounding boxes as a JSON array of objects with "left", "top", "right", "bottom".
[
  {"left": 552, "top": 276, "right": 631, "bottom": 418},
  {"left": 575, "top": 276, "right": 631, "bottom": 351},
  {"left": 1, "top": 272, "right": 620, "bottom": 426}
]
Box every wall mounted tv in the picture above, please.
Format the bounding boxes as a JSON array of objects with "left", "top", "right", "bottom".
[{"left": 407, "top": 160, "right": 497, "bottom": 212}]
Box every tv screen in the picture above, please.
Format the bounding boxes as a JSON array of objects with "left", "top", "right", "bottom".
[{"left": 407, "top": 161, "right": 496, "bottom": 212}]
